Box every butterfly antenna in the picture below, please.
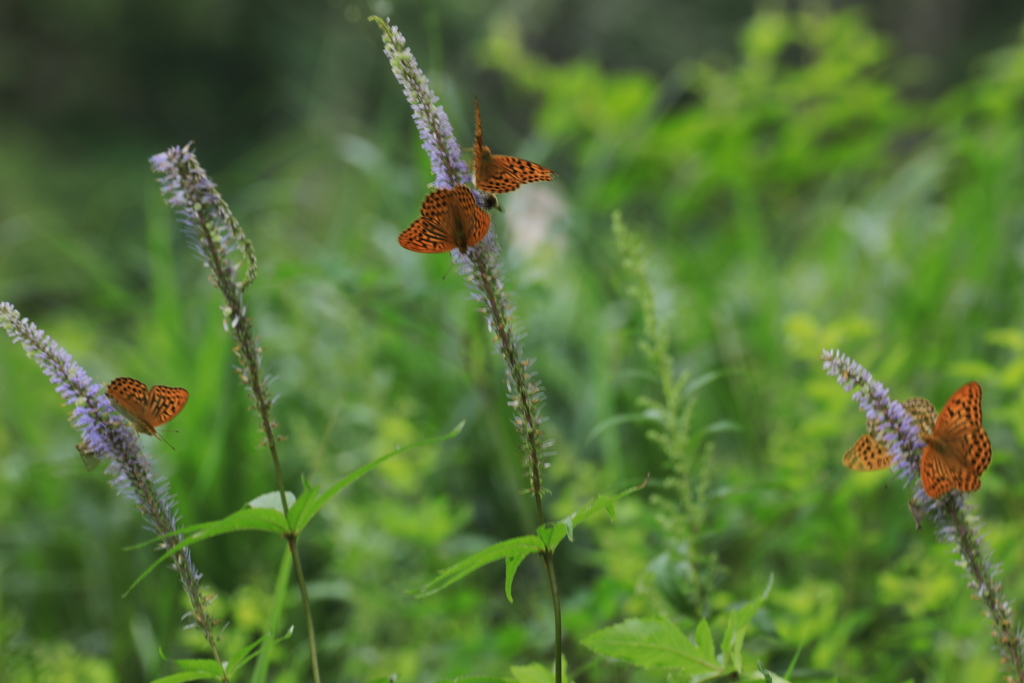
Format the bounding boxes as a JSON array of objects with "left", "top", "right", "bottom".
[{"left": 154, "top": 430, "right": 177, "bottom": 451}]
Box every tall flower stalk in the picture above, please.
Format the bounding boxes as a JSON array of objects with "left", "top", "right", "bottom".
[
  {"left": 0, "top": 303, "right": 226, "bottom": 678},
  {"left": 612, "top": 212, "right": 718, "bottom": 616},
  {"left": 371, "top": 16, "right": 561, "bottom": 679},
  {"left": 822, "top": 349, "right": 1024, "bottom": 681},
  {"left": 150, "top": 145, "right": 321, "bottom": 683}
]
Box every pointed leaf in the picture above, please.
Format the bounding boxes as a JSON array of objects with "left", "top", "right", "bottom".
[
  {"left": 680, "top": 369, "right": 727, "bottom": 398},
  {"left": 582, "top": 617, "right": 721, "bottom": 673},
  {"left": 412, "top": 535, "right": 544, "bottom": 598},
  {"left": 546, "top": 475, "right": 650, "bottom": 552},
  {"left": 505, "top": 552, "right": 530, "bottom": 603},
  {"left": 585, "top": 411, "right": 650, "bottom": 444},
  {"left": 249, "top": 548, "right": 295, "bottom": 683},
  {"left": 695, "top": 619, "right": 715, "bottom": 663},
  {"left": 169, "top": 659, "right": 224, "bottom": 674},
  {"left": 147, "top": 673, "right": 219, "bottom": 683},
  {"left": 721, "top": 574, "right": 774, "bottom": 672},
  {"left": 124, "top": 508, "right": 290, "bottom": 595},
  {"left": 696, "top": 420, "right": 742, "bottom": 438},
  {"left": 226, "top": 625, "right": 294, "bottom": 676},
  {"left": 292, "top": 421, "right": 464, "bottom": 533},
  {"left": 248, "top": 491, "right": 296, "bottom": 513},
  {"left": 510, "top": 663, "right": 555, "bottom": 683}
]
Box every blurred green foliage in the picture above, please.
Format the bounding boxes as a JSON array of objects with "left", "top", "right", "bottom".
[{"left": 2, "top": 3, "right": 1024, "bottom": 682}]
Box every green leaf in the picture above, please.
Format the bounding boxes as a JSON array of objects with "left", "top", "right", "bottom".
[
  {"left": 545, "top": 475, "right": 650, "bottom": 552},
  {"left": 249, "top": 548, "right": 295, "bottom": 683},
  {"left": 734, "top": 672, "right": 792, "bottom": 683},
  {"left": 148, "top": 656, "right": 224, "bottom": 681},
  {"left": 585, "top": 411, "right": 650, "bottom": 444},
  {"left": 124, "top": 508, "right": 290, "bottom": 595},
  {"left": 125, "top": 424, "right": 464, "bottom": 595},
  {"left": 147, "top": 673, "right": 220, "bottom": 683},
  {"left": 226, "top": 625, "right": 294, "bottom": 676},
  {"left": 505, "top": 552, "right": 531, "bottom": 603},
  {"left": 696, "top": 419, "right": 742, "bottom": 439},
  {"left": 582, "top": 617, "right": 721, "bottom": 673},
  {"left": 510, "top": 662, "right": 555, "bottom": 683},
  {"left": 168, "top": 659, "right": 224, "bottom": 674},
  {"left": 720, "top": 574, "right": 774, "bottom": 672},
  {"left": 285, "top": 485, "right": 320, "bottom": 531},
  {"left": 247, "top": 490, "right": 296, "bottom": 513},
  {"left": 291, "top": 421, "right": 464, "bottom": 533},
  {"left": 412, "top": 535, "right": 545, "bottom": 598},
  {"left": 681, "top": 369, "right": 728, "bottom": 398},
  {"left": 695, "top": 619, "right": 715, "bottom": 663}
]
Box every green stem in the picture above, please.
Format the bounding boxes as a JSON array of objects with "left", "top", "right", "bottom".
[
  {"left": 542, "top": 550, "right": 563, "bottom": 683},
  {"left": 288, "top": 535, "right": 321, "bottom": 683}
]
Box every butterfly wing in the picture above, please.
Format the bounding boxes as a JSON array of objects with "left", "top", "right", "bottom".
[
  {"left": 146, "top": 386, "right": 189, "bottom": 428},
  {"left": 942, "top": 382, "right": 991, "bottom": 475},
  {"left": 921, "top": 382, "right": 990, "bottom": 497},
  {"left": 964, "top": 428, "right": 992, "bottom": 475},
  {"left": 474, "top": 95, "right": 486, "bottom": 185},
  {"left": 482, "top": 155, "right": 556, "bottom": 194},
  {"left": 920, "top": 449, "right": 957, "bottom": 498},
  {"left": 843, "top": 434, "right": 892, "bottom": 471},
  {"left": 473, "top": 96, "right": 555, "bottom": 194},
  {"left": 844, "top": 396, "right": 934, "bottom": 471},
  {"left": 902, "top": 397, "right": 938, "bottom": 436},
  {"left": 107, "top": 377, "right": 156, "bottom": 435},
  {"left": 399, "top": 190, "right": 458, "bottom": 253},
  {"left": 478, "top": 155, "right": 556, "bottom": 194},
  {"left": 399, "top": 187, "right": 490, "bottom": 254},
  {"left": 451, "top": 185, "right": 491, "bottom": 249},
  {"left": 935, "top": 381, "right": 991, "bottom": 475}
]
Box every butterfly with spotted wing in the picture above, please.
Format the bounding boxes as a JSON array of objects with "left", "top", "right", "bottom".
[
  {"left": 398, "top": 186, "right": 491, "bottom": 253},
  {"left": 473, "top": 96, "right": 556, "bottom": 194}
]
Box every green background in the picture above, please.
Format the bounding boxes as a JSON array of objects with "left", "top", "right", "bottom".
[{"left": 2, "top": 1, "right": 1024, "bottom": 681}]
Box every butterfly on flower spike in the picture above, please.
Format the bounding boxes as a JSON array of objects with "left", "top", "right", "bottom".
[
  {"left": 398, "top": 185, "right": 491, "bottom": 253},
  {"left": 843, "top": 397, "right": 937, "bottom": 471},
  {"left": 918, "top": 381, "right": 992, "bottom": 499},
  {"left": 106, "top": 377, "right": 189, "bottom": 445},
  {"left": 473, "top": 96, "right": 556, "bottom": 194}
]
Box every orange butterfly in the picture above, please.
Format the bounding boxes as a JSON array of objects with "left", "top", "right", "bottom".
[
  {"left": 399, "top": 186, "right": 490, "bottom": 253},
  {"left": 843, "top": 397, "right": 936, "bottom": 471},
  {"left": 919, "top": 381, "right": 992, "bottom": 499},
  {"left": 106, "top": 377, "right": 189, "bottom": 441},
  {"left": 473, "top": 96, "right": 556, "bottom": 194}
]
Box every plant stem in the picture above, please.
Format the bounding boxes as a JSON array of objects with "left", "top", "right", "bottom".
[
  {"left": 543, "top": 550, "right": 563, "bottom": 683},
  {"left": 288, "top": 535, "right": 321, "bottom": 683}
]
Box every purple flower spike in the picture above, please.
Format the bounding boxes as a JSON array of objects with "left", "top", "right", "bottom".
[
  {"left": 0, "top": 302, "right": 223, "bottom": 664},
  {"left": 822, "top": 348, "right": 1024, "bottom": 678},
  {"left": 370, "top": 16, "right": 472, "bottom": 191},
  {"left": 822, "top": 349, "right": 922, "bottom": 488}
]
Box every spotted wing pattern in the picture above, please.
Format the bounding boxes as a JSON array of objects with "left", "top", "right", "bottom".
[
  {"left": 474, "top": 96, "right": 556, "bottom": 194},
  {"left": 842, "top": 398, "right": 936, "bottom": 471},
  {"left": 919, "top": 381, "right": 991, "bottom": 499},
  {"left": 398, "top": 186, "right": 490, "bottom": 254},
  {"left": 106, "top": 377, "right": 189, "bottom": 436},
  {"left": 842, "top": 434, "right": 890, "bottom": 471}
]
